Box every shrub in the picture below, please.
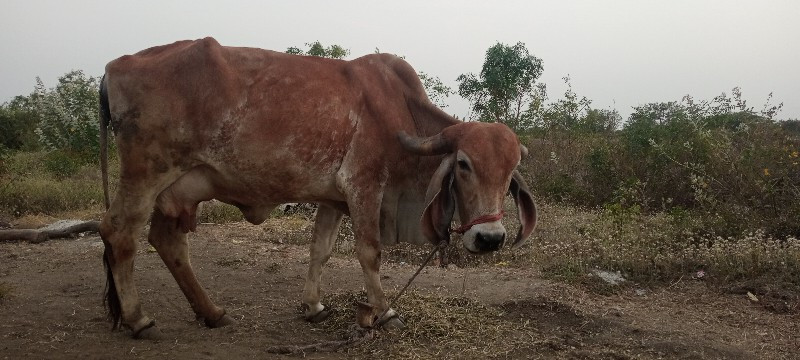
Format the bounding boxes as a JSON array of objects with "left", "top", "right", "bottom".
[
  {"left": 32, "top": 70, "right": 101, "bottom": 158},
  {"left": 0, "top": 97, "right": 41, "bottom": 153},
  {"left": 42, "top": 150, "right": 85, "bottom": 179},
  {"left": 522, "top": 87, "right": 798, "bottom": 239}
]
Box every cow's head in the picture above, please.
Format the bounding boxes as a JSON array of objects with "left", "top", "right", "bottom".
[{"left": 398, "top": 122, "right": 537, "bottom": 254}]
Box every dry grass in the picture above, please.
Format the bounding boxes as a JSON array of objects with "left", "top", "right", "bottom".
[
  {"left": 0, "top": 174, "right": 105, "bottom": 217},
  {"left": 517, "top": 201, "right": 800, "bottom": 290},
  {"left": 315, "top": 290, "right": 536, "bottom": 359},
  {"left": 0, "top": 151, "right": 110, "bottom": 217},
  {"left": 248, "top": 199, "right": 800, "bottom": 292}
]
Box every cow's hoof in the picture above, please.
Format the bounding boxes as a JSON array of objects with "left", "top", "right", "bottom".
[
  {"left": 373, "top": 307, "right": 405, "bottom": 330},
  {"left": 305, "top": 307, "right": 335, "bottom": 323},
  {"left": 381, "top": 316, "right": 405, "bottom": 330},
  {"left": 205, "top": 313, "right": 237, "bottom": 328},
  {"left": 356, "top": 302, "right": 376, "bottom": 328},
  {"left": 132, "top": 320, "right": 165, "bottom": 340}
]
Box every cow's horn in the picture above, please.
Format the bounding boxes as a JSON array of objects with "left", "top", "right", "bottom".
[
  {"left": 397, "top": 131, "right": 451, "bottom": 156},
  {"left": 520, "top": 144, "right": 529, "bottom": 158}
]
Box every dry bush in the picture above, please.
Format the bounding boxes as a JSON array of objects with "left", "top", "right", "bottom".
[{"left": 514, "top": 201, "right": 800, "bottom": 289}]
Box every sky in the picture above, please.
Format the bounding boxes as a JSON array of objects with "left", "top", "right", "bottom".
[{"left": 1, "top": 0, "right": 798, "bottom": 120}]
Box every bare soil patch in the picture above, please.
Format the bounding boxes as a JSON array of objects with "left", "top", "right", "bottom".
[{"left": 1, "top": 221, "right": 797, "bottom": 359}]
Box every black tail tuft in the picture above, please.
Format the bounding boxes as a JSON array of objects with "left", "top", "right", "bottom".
[{"left": 103, "top": 244, "right": 122, "bottom": 329}]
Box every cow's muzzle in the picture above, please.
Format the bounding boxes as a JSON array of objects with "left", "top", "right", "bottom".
[
  {"left": 474, "top": 232, "right": 506, "bottom": 252},
  {"left": 460, "top": 214, "right": 507, "bottom": 254}
]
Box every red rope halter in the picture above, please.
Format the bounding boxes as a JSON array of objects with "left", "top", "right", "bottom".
[{"left": 450, "top": 210, "right": 505, "bottom": 235}]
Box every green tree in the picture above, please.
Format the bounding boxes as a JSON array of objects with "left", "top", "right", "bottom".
[
  {"left": 286, "top": 41, "right": 350, "bottom": 59},
  {"left": 32, "top": 70, "right": 100, "bottom": 159},
  {"left": 0, "top": 95, "right": 41, "bottom": 153},
  {"left": 534, "top": 75, "right": 620, "bottom": 133},
  {"left": 616, "top": 89, "right": 797, "bottom": 236},
  {"left": 418, "top": 71, "right": 453, "bottom": 108},
  {"left": 457, "top": 42, "right": 543, "bottom": 131}
]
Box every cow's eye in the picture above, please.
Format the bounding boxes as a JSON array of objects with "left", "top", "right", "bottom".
[{"left": 457, "top": 159, "right": 471, "bottom": 172}]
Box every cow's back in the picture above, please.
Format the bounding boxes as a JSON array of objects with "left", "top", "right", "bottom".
[{"left": 103, "top": 37, "right": 429, "bottom": 211}]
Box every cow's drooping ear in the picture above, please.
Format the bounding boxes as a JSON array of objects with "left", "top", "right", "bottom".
[
  {"left": 509, "top": 170, "right": 537, "bottom": 249},
  {"left": 421, "top": 155, "right": 456, "bottom": 244}
]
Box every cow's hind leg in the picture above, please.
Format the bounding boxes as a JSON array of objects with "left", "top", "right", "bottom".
[
  {"left": 101, "top": 182, "right": 172, "bottom": 339},
  {"left": 302, "top": 204, "right": 344, "bottom": 322},
  {"left": 148, "top": 208, "right": 236, "bottom": 328}
]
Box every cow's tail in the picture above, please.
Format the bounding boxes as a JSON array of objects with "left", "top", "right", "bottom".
[
  {"left": 99, "top": 74, "right": 122, "bottom": 329},
  {"left": 99, "top": 74, "right": 111, "bottom": 210}
]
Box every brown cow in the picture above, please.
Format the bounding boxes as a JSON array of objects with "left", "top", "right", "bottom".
[{"left": 98, "top": 37, "right": 537, "bottom": 339}]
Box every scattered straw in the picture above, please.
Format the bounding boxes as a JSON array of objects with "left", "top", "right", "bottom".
[
  {"left": 267, "top": 325, "right": 375, "bottom": 354},
  {"left": 293, "top": 290, "right": 539, "bottom": 359}
]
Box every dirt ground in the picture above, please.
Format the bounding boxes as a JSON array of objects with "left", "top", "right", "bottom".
[{"left": 1, "top": 221, "right": 798, "bottom": 359}]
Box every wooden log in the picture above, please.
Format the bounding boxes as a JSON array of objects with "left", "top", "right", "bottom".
[
  {"left": 0, "top": 220, "right": 101, "bottom": 243},
  {"left": 0, "top": 229, "right": 48, "bottom": 243},
  {"left": 42, "top": 220, "right": 100, "bottom": 239}
]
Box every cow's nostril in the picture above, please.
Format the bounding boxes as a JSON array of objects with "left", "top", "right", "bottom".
[
  {"left": 475, "top": 232, "right": 485, "bottom": 247},
  {"left": 475, "top": 232, "right": 505, "bottom": 252}
]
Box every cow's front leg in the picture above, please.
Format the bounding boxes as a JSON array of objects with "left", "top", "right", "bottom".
[
  {"left": 302, "top": 204, "right": 344, "bottom": 322},
  {"left": 354, "top": 237, "right": 404, "bottom": 328},
  {"left": 349, "top": 195, "right": 405, "bottom": 329}
]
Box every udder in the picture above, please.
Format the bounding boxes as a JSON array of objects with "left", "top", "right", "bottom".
[
  {"left": 156, "top": 166, "right": 280, "bottom": 232},
  {"left": 156, "top": 168, "right": 215, "bottom": 233}
]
